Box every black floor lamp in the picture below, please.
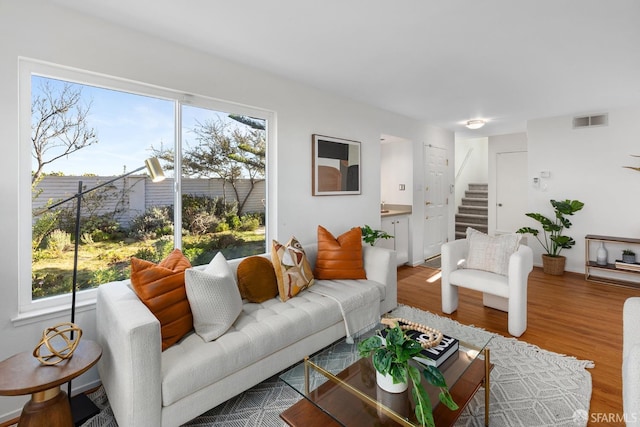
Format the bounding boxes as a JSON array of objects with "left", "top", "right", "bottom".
[{"left": 39, "top": 157, "right": 165, "bottom": 426}]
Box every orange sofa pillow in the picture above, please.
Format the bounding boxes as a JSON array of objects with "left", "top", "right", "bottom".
[
  {"left": 130, "top": 249, "right": 193, "bottom": 351},
  {"left": 314, "top": 226, "right": 367, "bottom": 280},
  {"left": 236, "top": 256, "right": 279, "bottom": 303}
]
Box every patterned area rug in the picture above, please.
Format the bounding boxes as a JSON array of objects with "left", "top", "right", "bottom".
[{"left": 81, "top": 305, "right": 593, "bottom": 427}]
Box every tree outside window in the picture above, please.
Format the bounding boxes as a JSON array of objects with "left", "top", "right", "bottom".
[{"left": 30, "top": 75, "right": 267, "bottom": 300}]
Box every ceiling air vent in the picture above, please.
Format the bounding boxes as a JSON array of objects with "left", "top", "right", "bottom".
[{"left": 573, "top": 113, "right": 608, "bottom": 129}]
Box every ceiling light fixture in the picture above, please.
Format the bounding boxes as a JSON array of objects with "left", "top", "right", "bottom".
[{"left": 466, "top": 119, "right": 486, "bottom": 130}]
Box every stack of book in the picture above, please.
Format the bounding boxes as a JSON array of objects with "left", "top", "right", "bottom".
[
  {"left": 615, "top": 260, "right": 640, "bottom": 272},
  {"left": 380, "top": 328, "right": 460, "bottom": 368},
  {"left": 404, "top": 329, "right": 459, "bottom": 368}
]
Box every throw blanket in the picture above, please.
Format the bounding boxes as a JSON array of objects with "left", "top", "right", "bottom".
[{"left": 309, "top": 280, "right": 380, "bottom": 343}]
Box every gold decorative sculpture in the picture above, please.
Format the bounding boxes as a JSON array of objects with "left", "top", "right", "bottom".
[{"left": 33, "top": 322, "right": 82, "bottom": 365}]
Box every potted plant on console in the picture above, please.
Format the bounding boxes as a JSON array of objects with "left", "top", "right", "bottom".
[
  {"left": 517, "top": 199, "right": 585, "bottom": 275},
  {"left": 622, "top": 249, "right": 636, "bottom": 264},
  {"left": 358, "top": 319, "right": 458, "bottom": 427}
]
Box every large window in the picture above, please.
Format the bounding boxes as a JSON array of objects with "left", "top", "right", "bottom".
[{"left": 22, "top": 61, "right": 270, "bottom": 313}]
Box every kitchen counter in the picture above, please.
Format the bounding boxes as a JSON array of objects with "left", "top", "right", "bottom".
[{"left": 380, "top": 204, "right": 411, "bottom": 218}]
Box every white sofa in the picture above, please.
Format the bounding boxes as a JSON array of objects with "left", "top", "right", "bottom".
[
  {"left": 96, "top": 244, "right": 397, "bottom": 427},
  {"left": 623, "top": 297, "right": 640, "bottom": 426},
  {"left": 441, "top": 238, "right": 533, "bottom": 337}
]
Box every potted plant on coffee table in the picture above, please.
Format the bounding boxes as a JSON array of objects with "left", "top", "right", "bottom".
[
  {"left": 517, "top": 199, "right": 585, "bottom": 275},
  {"left": 358, "top": 320, "right": 458, "bottom": 427}
]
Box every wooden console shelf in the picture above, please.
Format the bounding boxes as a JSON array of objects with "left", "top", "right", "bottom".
[{"left": 585, "top": 235, "right": 640, "bottom": 288}]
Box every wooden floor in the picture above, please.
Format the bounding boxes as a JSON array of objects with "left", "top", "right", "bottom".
[{"left": 398, "top": 265, "right": 640, "bottom": 426}]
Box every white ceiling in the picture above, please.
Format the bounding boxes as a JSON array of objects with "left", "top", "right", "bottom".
[{"left": 53, "top": 0, "right": 640, "bottom": 138}]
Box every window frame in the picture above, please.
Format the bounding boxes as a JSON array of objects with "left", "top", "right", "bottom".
[{"left": 18, "top": 58, "right": 275, "bottom": 317}]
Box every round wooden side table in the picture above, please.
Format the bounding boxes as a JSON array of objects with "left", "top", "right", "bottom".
[{"left": 0, "top": 339, "right": 102, "bottom": 427}]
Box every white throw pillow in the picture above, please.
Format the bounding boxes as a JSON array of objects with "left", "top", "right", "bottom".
[
  {"left": 465, "top": 227, "right": 521, "bottom": 276},
  {"left": 185, "top": 252, "right": 242, "bottom": 342}
]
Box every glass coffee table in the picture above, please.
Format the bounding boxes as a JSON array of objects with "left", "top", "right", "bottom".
[{"left": 279, "top": 320, "right": 493, "bottom": 427}]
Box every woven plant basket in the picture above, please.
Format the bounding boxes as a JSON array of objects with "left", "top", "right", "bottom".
[{"left": 542, "top": 254, "right": 566, "bottom": 275}]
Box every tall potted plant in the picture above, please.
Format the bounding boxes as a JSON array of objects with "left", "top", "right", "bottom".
[
  {"left": 517, "top": 199, "right": 584, "bottom": 275},
  {"left": 358, "top": 323, "right": 458, "bottom": 427}
]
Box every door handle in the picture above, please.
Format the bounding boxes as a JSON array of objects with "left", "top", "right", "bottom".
[{"left": 425, "top": 201, "right": 431, "bottom": 206}]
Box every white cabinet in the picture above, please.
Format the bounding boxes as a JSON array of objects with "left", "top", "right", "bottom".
[{"left": 378, "top": 215, "right": 409, "bottom": 265}]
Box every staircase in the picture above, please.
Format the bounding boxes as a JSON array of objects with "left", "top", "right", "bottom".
[{"left": 455, "top": 183, "right": 488, "bottom": 239}]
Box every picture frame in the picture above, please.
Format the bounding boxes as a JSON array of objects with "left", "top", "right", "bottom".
[{"left": 312, "top": 134, "right": 361, "bottom": 196}]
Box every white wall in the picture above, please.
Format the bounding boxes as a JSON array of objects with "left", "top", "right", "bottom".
[
  {"left": 527, "top": 109, "right": 640, "bottom": 272},
  {"left": 0, "top": 1, "right": 452, "bottom": 421},
  {"left": 454, "top": 137, "right": 488, "bottom": 208},
  {"left": 380, "top": 137, "right": 413, "bottom": 206}
]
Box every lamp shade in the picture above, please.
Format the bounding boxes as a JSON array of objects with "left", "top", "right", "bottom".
[{"left": 145, "top": 157, "right": 165, "bottom": 182}]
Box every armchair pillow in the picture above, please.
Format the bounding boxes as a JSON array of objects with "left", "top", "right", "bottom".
[
  {"left": 185, "top": 252, "right": 242, "bottom": 342},
  {"left": 314, "top": 225, "right": 367, "bottom": 280},
  {"left": 465, "top": 227, "right": 521, "bottom": 276},
  {"left": 130, "top": 248, "right": 193, "bottom": 351}
]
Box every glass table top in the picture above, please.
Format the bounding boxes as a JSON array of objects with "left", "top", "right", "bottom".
[{"left": 280, "top": 319, "right": 493, "bottom": 427}]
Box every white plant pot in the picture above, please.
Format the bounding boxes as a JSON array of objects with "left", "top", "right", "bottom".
[{"left": 376, "top": 370, "right": 408, "bottom": 393}]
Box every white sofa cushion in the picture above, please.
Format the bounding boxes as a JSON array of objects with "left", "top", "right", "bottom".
[
  {"left": 161, "top": 288, "right": 344, "bottom": 406},
  {"left": 185, "top": 252, "right": 242, "bottom": 342},
  {"left": 449, "top": 268, "right": 509, "bottom": 298}
]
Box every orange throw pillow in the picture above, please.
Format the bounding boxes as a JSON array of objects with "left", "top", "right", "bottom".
[
  {"left": 236, "top": 256, "right": 279, "bottom": 303},
  {"left": 130, "top": 249, "right": 193, "bottom": 351},
  {"left": 314, "top": 226, "right": 367, "bottom": 280}
]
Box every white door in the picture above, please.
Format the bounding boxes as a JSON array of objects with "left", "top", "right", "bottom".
[
  {"left": 424, "top": 144, "right": 449, "bottom": 259},
  {"left": 496, "top": 151, "right": 528, "bottom": 233}
]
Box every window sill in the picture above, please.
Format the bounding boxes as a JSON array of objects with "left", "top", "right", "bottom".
[{"left": 12, "top": 298, "right": 97, "bottom": 327}]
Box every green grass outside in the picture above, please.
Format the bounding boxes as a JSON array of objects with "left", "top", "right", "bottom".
[{"left": 32, "top": 229, "right": 266, "bottom": 299}]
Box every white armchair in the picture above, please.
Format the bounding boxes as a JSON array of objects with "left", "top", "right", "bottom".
[
  {"left": 441, "top": 238, "right": 533, "bottom": 337},
  {"left": 623, "top": 297, "right": 640, "bottom": 426}
]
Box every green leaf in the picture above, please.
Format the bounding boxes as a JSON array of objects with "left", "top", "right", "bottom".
[
  {"left": 372, "top": 349, "right": 392, "bottom": 374},
  {"left": 398, "top": 339, "right": 423, "bottom": 362},
  {"left": 386, "top": 325, "right": 405, "bottom": 348},
  {"left": 389, "top": 363, "right": 407, "bottom": 384},
  {"left": 357, "top": 335, "right": 382, "bottom": 357},
  {"left": 439, "top": 389, "right": 459, "bottom": 411},
  {"left": 516, "top": 226, "right": 538, "bottom": 236},
  {"left": 422, "top": 365, "right": 447, "bottom": 388},
  {"left": 411, "top": 377, "right": 434, "bottom": 427}
]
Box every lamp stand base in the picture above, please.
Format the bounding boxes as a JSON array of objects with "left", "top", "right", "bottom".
[{"left": 71, "top": 393, "right": 100, "bottom": 426}]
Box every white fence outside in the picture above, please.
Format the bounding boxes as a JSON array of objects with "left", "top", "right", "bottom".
[{"left": 33, "top": 175, "right": 265, "bottom": 227}]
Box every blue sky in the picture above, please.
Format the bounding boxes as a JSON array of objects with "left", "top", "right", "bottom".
[{"left": 31, "top": 76, "right": 231, "bottom": 177}]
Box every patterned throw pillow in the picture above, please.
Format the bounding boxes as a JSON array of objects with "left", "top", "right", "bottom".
[
  {"left": 465, "top": 227, "right": 521, "bottom": 276},
  {"left": 236, "top": 256, "right": 278, "bottom": 303},
  {"left": 185, "top": 252, "right": 242, "bottom": 342},
  {"left": 314, "top": 225, "right": 367, "bottom": 280},
  {"left": 271, "top": 237, "right": 315, "bottom": 302},
  {"left": 130, "top": 249, "right": 193, "bottom": 351}
]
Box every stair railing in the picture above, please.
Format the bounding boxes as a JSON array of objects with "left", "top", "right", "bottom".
[{"left": 455, "top": 147, "right": 474, "bottom": 183}]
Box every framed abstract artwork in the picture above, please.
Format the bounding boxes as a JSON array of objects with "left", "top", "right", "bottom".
[{"left": 312, "top": 134, "right": 361, "bottom": 196}]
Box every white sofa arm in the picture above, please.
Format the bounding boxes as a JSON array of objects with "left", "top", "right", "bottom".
[
  {"left": 624, "top": 298, "right": 640, "bottom": 426},
  {"left": 363, "top": 245, "right": 397, "bottom": 313},
  {"left": 97, "top": 281, "right": 163, "bottom": 427}
]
